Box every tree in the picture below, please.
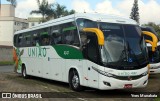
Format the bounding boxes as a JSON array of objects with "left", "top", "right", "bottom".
[
  {"left": 130, "top": 0, "right": 140, "bottom": 24},
  {"left": 142, "top": 22, "right": 160, "bottom": 36},
  {"left": 6, "top": 0, "right": 17, "bottom": 7},
  {"left": 30, "top": 0, "right": 54, "bottom": 22},
  {"left": 52, "top": 3, "right": 75, "bottom": 18},
  {"left": 30, "top": 0, "right": 75, "bottom": 22}
]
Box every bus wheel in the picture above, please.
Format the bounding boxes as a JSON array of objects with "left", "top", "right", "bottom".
[
  {"left": 22, "top": 65, "right": 28, "bottom": 79},
  {"left": 69, "top": 69, "right": 83, "bottom": 91}
]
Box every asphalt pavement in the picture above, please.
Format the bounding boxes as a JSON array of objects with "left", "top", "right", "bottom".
[{"left": 0, "top": 65, "right": 14, "bottom": 73}]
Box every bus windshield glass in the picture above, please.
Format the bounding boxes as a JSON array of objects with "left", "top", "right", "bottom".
[
  {"left": 100, "top": 23, "right": 148, "bottom": 69},
  {"left": 76, "top": 19, "right": 148, "bottom": 70}
]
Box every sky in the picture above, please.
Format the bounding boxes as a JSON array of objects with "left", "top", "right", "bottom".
[{"left": 2, "top": 0, "right": 160, "bottom": 24}]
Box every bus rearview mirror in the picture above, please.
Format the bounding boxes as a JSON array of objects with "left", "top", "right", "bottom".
[
  {"left": 83, "top": 28, "right": 104, "bottom": 46},
  {"left": 142, "top": 31, "right": 158, "bottom": 52}
]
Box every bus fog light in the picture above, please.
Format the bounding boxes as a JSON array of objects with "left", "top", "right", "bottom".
[{"left": 103, "top": 81, "right": 111, "bottom": 87}]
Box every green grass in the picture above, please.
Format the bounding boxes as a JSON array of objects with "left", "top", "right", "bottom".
[
  {"left": 155, "top": 98, "right": 160, "bottom": 101},
  {"left": 0, "top": 61, "right": 14, "bottom": 66}
]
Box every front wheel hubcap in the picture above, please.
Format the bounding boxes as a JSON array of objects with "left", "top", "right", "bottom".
[
  {"left": 23, "top": 69, "right": 26, "bottom": 77},
  {"left": 72, "top": 75, "right": 79, "bottom": 88}
]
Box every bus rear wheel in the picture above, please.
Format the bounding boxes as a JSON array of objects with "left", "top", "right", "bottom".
[
  {"left": 69, "top": 69, "right": 83, "bottom": 91},
  {"left": 22, "top": 65, "right": 28, "bottom": 79}
]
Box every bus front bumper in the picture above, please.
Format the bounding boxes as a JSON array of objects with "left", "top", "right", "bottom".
[
  {"left": 98, "top": 75, "right": 148, "bottom": 90},
  {"left": 149, "top": 63, "right": 160, "bottom": 74}
]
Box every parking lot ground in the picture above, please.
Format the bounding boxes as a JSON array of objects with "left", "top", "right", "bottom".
[{"left": 0, "top": 65, "right": 160, "bottom": 101}]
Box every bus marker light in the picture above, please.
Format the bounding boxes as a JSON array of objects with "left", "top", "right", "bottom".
[
  {"left": 93, "top": 80, "right": 97, "bottom": 82},
  {"left": 84, "top": 77, "right": 88, "bottom": 80}
]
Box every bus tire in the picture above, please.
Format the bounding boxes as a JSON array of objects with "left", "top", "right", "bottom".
[
  {"left": 22, "top": 65, "right": 28, "bottom": 79},
  {"left": 69, "top": 69, "right": 83, "bottom": 91}
]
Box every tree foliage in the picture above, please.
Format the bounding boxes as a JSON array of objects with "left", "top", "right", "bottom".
[
  {"left": 6, "top": 0, "right": 17, "bottom": 7},
  {"left": 30, "top": 0, "right": 54, "bottom": 22},
  {"left": 142, "top": 22, "right": 160, "bottom": 36},
  {"left": 30, "top": 0, "right": 75, "bottom": 22},
  {"left": 130, "top": 0, "right": 140, "bottom": 24},
  {"left": 52, "top": 3, "right": 75, "bottom": 19}
]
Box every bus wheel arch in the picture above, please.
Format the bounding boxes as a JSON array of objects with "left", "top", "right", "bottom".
[
  {"left": 22, "top": 63, "right": 28, "bottom": 79},
  {"left": 68, "top": 68, "right": 83, "bottom": 91}
]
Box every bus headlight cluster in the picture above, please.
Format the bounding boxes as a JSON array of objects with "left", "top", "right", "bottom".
[
  {"left": 142, "top": 71, "right": 148, "bottom": 76},
  {"left": 92, "top": 66, "right": 114, "bottom": 77}
]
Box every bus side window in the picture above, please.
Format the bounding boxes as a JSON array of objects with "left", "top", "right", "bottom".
[
  {"left": 40, "top": 28, "right": 50, "bottom": 46},
  {"left": 24, "top": 33, "right": 31, "bottom": 47},
  {"left": 61, "top": 22, "right": 80, "bottom": 47},
  {"left": 14, "top": 35, "right": 18, "bottom": 47},
  {"left": 17, "top": 34, "right": 23, "bottom": 47},
  {"left": 32, "top": 32, "right": 39, "bottom": 46},
  {"left": 51, "top": 26, "right": 62, "bottom": 45},
  {"left": 41, "top": 35, "right": 50, "bottom": 45},
  {"left": 51, "top": 33, "right": 62, "bottom": 44}
]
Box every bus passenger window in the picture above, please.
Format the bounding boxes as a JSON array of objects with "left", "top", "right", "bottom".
[
  {"left": 51, "top": 33, "right": 62, "bottom": 44},
  {"left": 62, "top": 23, "right": 80, "bottom": 47},
  {"left": 14, "top": 35, "right": 18, "bottom": 47},
  {"left": 63, "top": 30, "right": 74, "bottom": 44},
  {"left": 24, "top": 34, "right": 31, "bottom": 46},
  {"left": 41, "top": 35, "right": 50, "bottom": 45},
  {"left": 40, "top": 28, "right": 50, "bottom": 46},
  {"left": 17, "top": 34, "right": 23, "bottom": 47},
  {"left": 33, "top": 33, "right": 39, "bottom": 46}
]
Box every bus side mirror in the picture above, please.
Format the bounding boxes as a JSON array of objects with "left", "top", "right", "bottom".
[
  {"left": 145, "top": 40, "right": 156, "bottom": 51},
  {"left": 83, "top": 28, "right": 104, "bottom": 46},
  {"left": 142, "top": 31, "right": 158, "bottom": 52}
]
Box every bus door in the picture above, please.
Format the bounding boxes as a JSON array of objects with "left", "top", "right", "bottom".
[{"left": 82, "top": 33, "right": 99, "bottom": 88}]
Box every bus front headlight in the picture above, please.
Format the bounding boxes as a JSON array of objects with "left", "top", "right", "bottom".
[
  {"left": 142, "top": 71, "right": 148, "bottom": 76},
  {"left": 92, "top": 66, "right": 114, "bottom": 77}
]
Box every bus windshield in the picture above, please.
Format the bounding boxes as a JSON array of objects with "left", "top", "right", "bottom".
[
  {"left": 100, "top": 23, "right": 148, "bottom": 70},
  {"left": 76, "top": 19, "right": 148, "bottom": 70}
]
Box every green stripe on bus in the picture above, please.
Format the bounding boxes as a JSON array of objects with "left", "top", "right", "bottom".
[
  {"left": 63, "top": 26, "right": 76, "bottom": 32},
  {"left": 41, "top": 32, "right": 48, "bottom": 35},
  {"left": 53, "top": 45, "right": 84, "bottom": 59}
]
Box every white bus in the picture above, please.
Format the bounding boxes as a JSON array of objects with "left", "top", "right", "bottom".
[
  {"left": 13, "top": 13, "right": 150, "bottom": 91},
  {"left": 141, "top": 26, "right": 160, "bottom": 74}
]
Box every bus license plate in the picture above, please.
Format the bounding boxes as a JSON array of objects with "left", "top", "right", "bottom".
[{"left": 124, "top": 84, "right": 132, "bottom": 88}]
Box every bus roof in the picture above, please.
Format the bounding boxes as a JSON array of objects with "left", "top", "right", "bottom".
[{"left": 15, "top": 13, "right": 137, "bottom": 35}]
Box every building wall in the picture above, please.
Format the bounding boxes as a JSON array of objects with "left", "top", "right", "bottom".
[
  {"left": 0, "top": 4, "right": 28, "bottom": 46},
  {"left": 1, "top": 4, "right": 15, "bottom": 17},
  {"left": 29, "top": 22, "right": 40, "bottom": 28},
  {"left": 0, "top": 20, "right": 14, "bottom": 45},
  {"left": 0, "top": 46, "right": 13, "bottom": 62},
  {"left": 28, "top": 17, "right": 42, "bottom": 28},
  {"left": 14, "top": 19, "right": 28, "bottom": 32}
]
